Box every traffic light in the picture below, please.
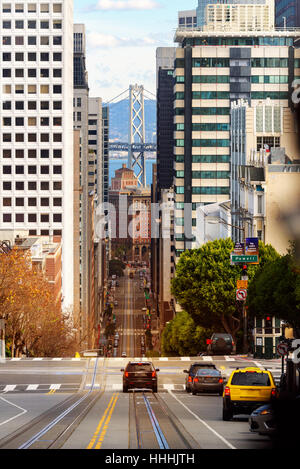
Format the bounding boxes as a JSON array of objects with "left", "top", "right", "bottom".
[
  {"left": 242, "top": 265, "right": 248, "bottom": 275},
  {"left": 265, "top": 316, "right": 273, "bottom": 333}
]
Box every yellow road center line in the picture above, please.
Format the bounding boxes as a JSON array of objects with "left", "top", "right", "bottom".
[
  {"left": 86, "top": 394, "right": 116, "bottom": 450},
  {"left": 95, "top": 393, "right": 119, "bottom": 450}
]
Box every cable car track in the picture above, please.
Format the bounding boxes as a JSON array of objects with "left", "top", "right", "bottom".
[
  {"left": 131, "top": 390, "right": 198, "bottom": 450},
  {"left": 0, "top": 358, "right": 108, "bottom": 449}
]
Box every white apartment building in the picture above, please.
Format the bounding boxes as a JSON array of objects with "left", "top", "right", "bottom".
[{"left": 0, "top": 1, "right": 74, "bottom": 309}]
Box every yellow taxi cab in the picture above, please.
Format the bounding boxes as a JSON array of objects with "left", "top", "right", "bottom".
[{"left": 222, "top": 367, "right": 277, "bottom": 421}]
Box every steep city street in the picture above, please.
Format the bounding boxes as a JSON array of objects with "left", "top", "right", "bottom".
[{"left": 0, "top": 268, "right": 283, "bottom": 450}]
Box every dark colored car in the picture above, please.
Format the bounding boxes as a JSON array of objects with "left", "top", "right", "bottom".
[
  {"left": 207, "top": 333, "right": 235, "bottom": 355},
  {"left": 121, "top": 362, "right": 159, "bottom": 393},
  {"left": 184, "top": 363, "right": 217, "bottom": 393},
  {"left": 191, "top": 368, "right": 224, "bottom": 396}
]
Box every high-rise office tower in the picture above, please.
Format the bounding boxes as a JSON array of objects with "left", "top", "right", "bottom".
[
  {"left": 156, "top": 48, "right": 176, "bottom": 192},
  {"left": 73, "top": 24, "right": 90, "bottom": 333},
  {"left": 0, "top": 0, "right": 74, "bottom": 309},
  {"left": 275, "top": 0, "right": 300, "bottom": 28},
  {"left": 102, "top": 106, "right": 109, "bottom": 205},
  {"left": 88, "top": 97, "right": 103, "bottom": 202},
  {"left": 173, "top": 3, "right": 299, "bottom": 258}
]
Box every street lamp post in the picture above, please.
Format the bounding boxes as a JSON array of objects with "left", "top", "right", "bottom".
[{"left": 0, "top": 241, "right": 12, "bottom": 359}]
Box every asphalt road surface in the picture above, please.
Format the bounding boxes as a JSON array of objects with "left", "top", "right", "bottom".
[{"left": 0, "top": 270, "right": 283, "bottom": 450}]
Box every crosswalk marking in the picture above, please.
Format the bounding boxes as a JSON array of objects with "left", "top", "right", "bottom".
[
  {"left": 26, "top": 385, "right": 39, "bottom": 391},
  {"left": 50, "top": 384, "right": 61, "bottom": 390},
  {"left": 3, "top": 385, "right": 16, "bottom": 392}
]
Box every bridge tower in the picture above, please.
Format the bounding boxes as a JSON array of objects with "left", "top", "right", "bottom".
[{"left": 128, "top": 84, "right": 146, "bottom": 187}]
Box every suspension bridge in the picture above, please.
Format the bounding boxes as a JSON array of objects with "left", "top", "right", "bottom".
[{"left": 107, "top": 84, "right": 157, "bottom": 187}]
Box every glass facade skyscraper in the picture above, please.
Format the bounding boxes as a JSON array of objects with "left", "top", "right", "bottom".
[
  {"left": 275, "top": 0, "right": 300, "bottom": 28},
  {"left": 196, "top": 0, "right": 269, "bottom": 27}
]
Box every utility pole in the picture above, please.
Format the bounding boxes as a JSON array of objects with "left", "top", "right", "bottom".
[
  {"left": 241, "top": 264, "right": 249, "bottom": 354},
  {"left": 0, "top": 241, "right": 12, "bottom": 359}
]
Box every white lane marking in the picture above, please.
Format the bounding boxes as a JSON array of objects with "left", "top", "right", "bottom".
[
  {"left": 163, "top": 384, "right": 175, "bottom": 391},
  {"left": 112, "top": 384, "right": 123, "bottom": 391},
  {"left": 0, "top": 396, "right": 27, "bottom": 426},
  {"left": 50, "top": 384, "right": 61, "bottom": 390},
  {"left": 11, "top": 358, "right": 21, "bottom": 361},
  {"left": 72, "top": 358, "right": 81, "bottom": 361},
  {"left": 168, "top": 390, "right": 236, "bottom": 450},
  {"left": 33, "top": 358, "right": 43, "bottom": 361},
  {"left": 202, "top": 356, "right": 213, "bottom": 361},
  {"left": 52, "top": 358, "right": 63, "bottom": 361},
  {"left": 254, "top": 361, "right": 264, "bottom": 368},
  {"left": 159, "top": 358, "right": 169, "bottom": 361},
  {"left": 26, "top": 385, "right": 39, "bottom": 391},
  {"left": 225, "top": 356, "right": 235, "bottom": 362},
  {"left": 3, "top": 385, "right": 16, "bottom": 393},
  {"left": 181, "top": 357, "right": 191, "bottom": 361}
]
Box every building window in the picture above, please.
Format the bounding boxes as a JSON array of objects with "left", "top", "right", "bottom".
[
  {"left": 257, "top": 195, "right": 263, "bottom": 214},
  {"left": 3, "top": 214, "right": 12, "bottom": 223},
  {"left": 28, "top": 36, "right": 36, "bottom": 45},
  {"left": 28, "top": 197, "right": 37, "bottom": 207},
  {"left": 15, "top": 214, "right": 24, "bottom": 223}
]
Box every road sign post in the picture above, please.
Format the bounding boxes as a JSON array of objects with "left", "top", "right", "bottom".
[{"left": 277, "top": 342, "right": 289, "bottom": 375}]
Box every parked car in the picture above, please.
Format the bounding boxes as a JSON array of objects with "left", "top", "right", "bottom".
[
  {"left": 207, "top": 333, "right": 235, "bottom": 355},
  {"left": 184, "top": 363, "right": 218, "bottom": 393},
  {"left": 121, "top": 362, "right": 159, "bottom": 392},
  {"left": 191, "top": 368, "right": 224, "bottom": 396},
  {"left": 222, "top": 367, "right": 277, "bottom": 421},
  {"left": 249, "top": 404, "right": 277, "bottom": 436}
]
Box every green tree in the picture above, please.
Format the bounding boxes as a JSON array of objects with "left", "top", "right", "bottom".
[
  {"left": 161, "top": 310, "right": 214, "bottom": 356},
  {"left": 247, "top": 253, "right": 300, "bottom": 331},
  {"left": 171, "top": 239, "right": 280, "bottom": 341},
  {"left": 109, "top": 259, "right": 125, "bottom": 278}
]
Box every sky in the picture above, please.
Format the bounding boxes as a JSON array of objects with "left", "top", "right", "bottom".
[{"left": 74, "top": 0, "right": 197, "bottom": 102}]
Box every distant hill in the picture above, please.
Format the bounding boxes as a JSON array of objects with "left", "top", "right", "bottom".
[{"left": 106, "top": 99, "right": 156, "bottom": 144}]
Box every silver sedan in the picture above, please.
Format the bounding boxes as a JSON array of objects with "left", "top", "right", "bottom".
[{"left": 249, "top": 404, "right": 277, "bottom": 436}]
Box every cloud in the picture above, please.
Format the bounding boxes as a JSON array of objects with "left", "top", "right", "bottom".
[
  {"left": 87, "top": 31, "right": 165, "bottom": 49},
  {"left": 92, "top": 0, "right": 161, "bottom": 11}
]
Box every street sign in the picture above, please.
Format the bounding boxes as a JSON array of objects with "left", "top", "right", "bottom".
[
  {"left": 246, "top": 238, "right": 259, "bottom": 255},
  {"left": 234, "top": 243, "right": 245, "bottom": 255},
  {"left": 256, "top": 337, "right": 263, "bottom": 346},
  {"left": 236, "top": 289, "right": 247, "bottom": 301},
  {"left": 237, "top": 279, "right": 248, "bottom": 289},
  {"left": 277, "top": 342, "right": 289, "bottom": 356},
  {"left": 231, "top": 254, "right": 259, "bottom": 264}
]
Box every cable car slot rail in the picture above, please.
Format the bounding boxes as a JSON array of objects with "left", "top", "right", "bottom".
[{"left": 132, "top": 390, "right": 198, "bottom": 450}]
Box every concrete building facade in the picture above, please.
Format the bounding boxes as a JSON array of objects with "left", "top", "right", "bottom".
[
  {"left": 0, "top": 0, "right": 74, "bottom": 309},
  {"left": 173, "top": 25, "right": 300, "bottom": 259}
]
